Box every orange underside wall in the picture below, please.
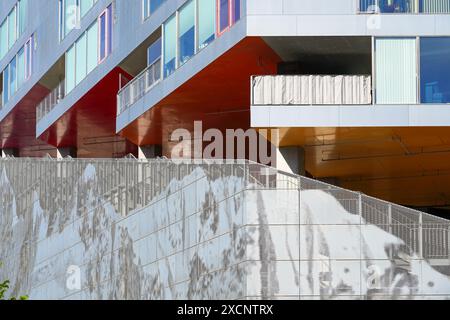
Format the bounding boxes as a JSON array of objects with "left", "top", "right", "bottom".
[
  {"left": 38, "top": 67, "right": 137, "bottom": 158},
  {"left": 119, "top": 36, "right": 282, "bottom": 157},
  {"left": 0, "top": 83, "right": 58, "bottom": 157}
]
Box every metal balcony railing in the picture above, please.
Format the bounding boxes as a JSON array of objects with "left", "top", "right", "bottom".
[
  {"left": 359, "top": 0, "right": 450, "bottom": 13},
  {"left": 36, "top": 80, "right": 65, "bottom": 122},
  {"left": 251, "top": 75, "right": 372, "bottom": 106},
  {"left": 117, "top": 58, "right": 162, "bottom": 115}
]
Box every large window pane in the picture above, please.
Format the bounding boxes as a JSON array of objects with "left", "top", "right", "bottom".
[
  {"left": 198, "top": 0, "right": 216, "bottom": 50},
  {"left": 8, "top": 7, "right": 16, "bottom": 49},
  {"left": 420, "top": 37, "right": 450, "bottom": 103},
  {"left": 420, "top": 0, "right": 450, "bottom": 13},
  {"left": 219, "top": 0, "right": 230, "bottom": 33},
  {"left": 66, "top": 45, "right": 76, "bottom": 93},
  {"left": 64, "top": 0, "right": 78, "bottom": 37},
  {"left": 19, "top": 0, "right": 27, "bottom": 35},
  {"left": 178, "top": 0, "right": 195, "bottom": 66},
  {"left": 87, "top": 21, "right": 98, "bottom": 74},
  {"left": 10, "top": 57, "right": 16, "bottom": 95},
  {"left": 25, "top": 36, "right": 32, "bottom": 79},
  {"left": 17, "top": 47, "right": 25, "bottom": 88},
  {"left": 80, "top": 0, "right": 94, "bottom": 18},
  {"left": 99, "top": 10, "right": 107, "bottom": 61},
  {"left": 99, "top": 5, "right": 112, "bottom": 62},
  {"left": 163, "top": 15, "right": 176, "bottom": 77},
  {"left": 107, "top": 5, "right": 112, "bottom": 55},
  {"left": 3, "top": 68, "right": 9, "bottom": 105},
  {"left": 148, "top": 38, "right": 161, "bottom": 66},
  {"left": 0, "top": 22, "right": 7, "bottom": 59},
  {"left": 375, "top": 38, "right": 417, "bottom": 104},
  {"left": 232, "top": 0, "right": 240, "bottom": 23},
  {"left": 75, "top": 33, "right": 87, "bottom": 85}
]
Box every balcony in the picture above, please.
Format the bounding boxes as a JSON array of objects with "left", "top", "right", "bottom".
[
  {"left": 117, "top": 59, "right": 161, "bottom": 116},
  {"left": 36, "top": 80, "right": 65, "bottom": 122},
  {"left": 359, "top": 0, "right": 450, "bottom": 14},
  {"left": 251, "top": 75, "right": 372, "bottom": 106}
]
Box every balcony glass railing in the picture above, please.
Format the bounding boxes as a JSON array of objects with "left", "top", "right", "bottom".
[
  {"left": 117, "top": 58, "right": 161, "bottom": 115},
  {"left": 359, "top": 0, "right": 450, "bottom": 13},
  {"left": 251, "top": 75, "right": 372, "bottom": 106},
  {"left": 36, "top": 80, "right": 65, "bottom": 122}
]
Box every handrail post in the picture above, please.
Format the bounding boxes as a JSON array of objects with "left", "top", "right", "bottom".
[
  {"left": 448, "top": 225, "right": 450, "bottom": 263},
  {"left": 419, "top": 213, "right": 423, "bottom": 259},
  {"left": 388, "top": 203, "right": 392, "bottom": 234},
  {"left": 358, "top": 193, "right": 362, "bottom": 217}
]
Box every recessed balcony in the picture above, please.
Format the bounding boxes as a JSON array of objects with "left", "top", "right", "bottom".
[
  {"left": 117, "top": 58, "right": 161, "bottom": 116},
  {"left": 358, "top": 0, "right": 450, "bottom": 14}
]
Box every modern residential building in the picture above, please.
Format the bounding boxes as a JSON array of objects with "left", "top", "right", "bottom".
[{"left": 0, "top": 0, "right": 450, "bottom": 300}]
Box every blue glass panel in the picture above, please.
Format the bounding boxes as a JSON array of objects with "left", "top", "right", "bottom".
[
  {"left": 107, "top": 5, "right": 112, "bottom": 55},
  {"left": 3, "top": 67, "right": 9, "bottom": 105},
  {"left": 163, "top": 15, "right": 176, "bottom": 77},
  {"left": 359, "top": 0, "right": 377, "bottom": 12},
  {"left": 10, "top": 57, "right": 16, "bottom": 95},
  {"left": 99, "top": 12, "right": 106, "bottom": 60},
  {"left": 179, "top": 0, "right": 195, "bottom": 65},
  {"left": 150, "top": 0, "right": 165, "bottom": 13},
  {"left": 148, "top": 38, "right": 161, "bottom": 66},
  {"left": 378, "top": 0, "right": 415, "bottom": 13},
  {"left": 233, "top": 0, "right": 240, "bottom": 23},
  {"left": 420, "top": 37, "right": 450, "bottom": 104},
  {"left": 219, "top": 0, "right": 229, "bottom": 32}
]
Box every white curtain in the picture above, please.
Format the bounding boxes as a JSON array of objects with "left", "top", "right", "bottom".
[{"left": 252, "top": 75, "right": 372, "bottom": 105}]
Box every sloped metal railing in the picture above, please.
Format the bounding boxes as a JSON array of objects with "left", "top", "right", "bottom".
[{"left": 0, "top": 157, "right": 448, "bottom": 262}]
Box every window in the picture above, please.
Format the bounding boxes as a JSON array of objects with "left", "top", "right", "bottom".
[
  {"left": 86, "top": 21, "right": 98, "bottom": 74},
  {"left": 143, "top": 0, "right": 166, "bottom": 20},
  {"left": 64, "top": 15, "right": 105, "bottom": 94},
  {"left": 66, "top": 45, "right": 76, "bottom": 94},
  {"left": 17, "top": 47, "right": 25, "bottom": 88},
  {"left": 25, "top": 36, "right": 33, "bottom": 79},
  {"left": 375, "top": 38, "right": 417, "bottom": 104},
  {"left": 198, "top": 0, "right": 216, "bottom": 50},
  {"left": 217, "top": 0, "right": 240, "bottom": 35},
  {"left": 232, "top": 0, "right": 241, "bottom": 23},
  {"left": 75, "top": 33, "right": 87, "bottom": 85},
  {"left": 218, "top": 0, "right": 230, "bottom": 34},
  {"left": 18, "top": 0, "right": 27, "bottom": 35},
  {"left": 178, "top": 0, "right": 195, "bottom": 66},
  {"left": 0, "top": 22, "right": 7, "bottom": 59},
  {"left": 8, "top": 7, "right": 17, "bottom": 49},
  {"left": 9, "top": 56, "right": 16, "bottom": 95},
  {"left": 3, "top": 67, "right": 9, "bottom": 105},
  {"left": 59, "top": 0, "right": 98, "bottom": 40},
  {"left": 163, "top": 15, "right": 176, "bottom": 78},
  {"left": 148, "top": 38, "right": 161, "bottom": 66},
  {"left": 0, "top": 1, "right": 28, "bottom": 61},
  {"left": 80, "top": 0, "right": 95, "bottom": 17},
  {"left": 63, "top": 0, "right": 77, "bottom": 38},
  {"left": 420, "top": 37, "right": 450, "bottom": 104},
  {"left": 0, "top": 35, "right": 34, "bottom": 106},
  {"left": 99, "top": 5, "right": 112, "bottom": 63}
]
